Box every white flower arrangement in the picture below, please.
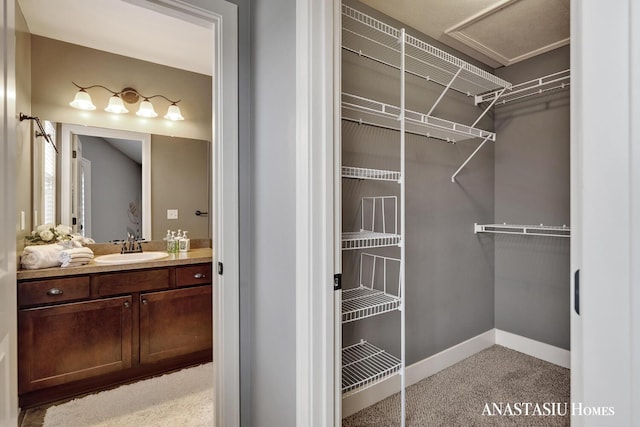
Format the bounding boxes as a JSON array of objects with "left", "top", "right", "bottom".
[{"left": 25, "top": 224, "right": 74, "bottom": 246}]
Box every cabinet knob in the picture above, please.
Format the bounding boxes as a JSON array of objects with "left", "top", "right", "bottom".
[
  {"left": 194, "top": 273, "right": 206, "bottom": 279},
  {"left": 141, "top": 299, "right": 148, "bottom": 305},
  {"left": 123, "top": 301, "right": 130, "bottom": 308},
  {"left": 47, "top": 288, "right": 63, "bottom": 296}
]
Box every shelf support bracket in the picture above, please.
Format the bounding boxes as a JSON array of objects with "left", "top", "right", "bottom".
[
  {"left": 471, "top": 87, "right": 505, "bottom": 128},
  {"left": 426, "top": 67, "right": 462, "bottom": 117},
  {"left": 451, "top": 135, "right": 491, "bottom": 182}
]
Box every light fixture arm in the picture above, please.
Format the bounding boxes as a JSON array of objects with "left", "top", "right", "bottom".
[
  {"left": 19, "top": 113, "right": 58, "bottom": 153},
  {"left": 143, "top": 93, "right": 181, "bottom": 105},
  {"left": 72, "top": 81, "right": 119, "bottom": 95},
  {"left": 72, "top": 82, "right": 181, "bottom": 105}
]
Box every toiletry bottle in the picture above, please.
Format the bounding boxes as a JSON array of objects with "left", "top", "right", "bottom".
[
  {"left": 165, "top": 230, "right": 172, "bottom": 253},
  {"left": 170, "top": 231, "right": 178, "bottom": 254},
  {"left": 179, "top": 230, "right": 190, "bottom": 252}
]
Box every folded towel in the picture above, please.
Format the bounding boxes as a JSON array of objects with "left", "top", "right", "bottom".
[
  {"left": 59, "top": 247, "right": 94, "bottom": 268},
  {"left": 21, "top": 244, "right": 65, "bottom": 270},
  {"left": 62, "top": 260, "right": 93, "bottom": 268}
]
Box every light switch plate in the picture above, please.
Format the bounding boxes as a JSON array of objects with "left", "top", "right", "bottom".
[{"left": 167, "top": 209, "right": 178, "bottom": 220}]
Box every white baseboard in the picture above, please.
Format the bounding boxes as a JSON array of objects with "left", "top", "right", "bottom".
[
  {"left": 342, "top": 329, "right": 570, "bottom": 418},
  {"left": 494, "top": 329, "right": 571, "bottom": 369}
]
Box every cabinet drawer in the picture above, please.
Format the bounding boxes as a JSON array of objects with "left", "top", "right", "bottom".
[
  {"left": 18, "top": 276, "right": 90, "bottom": 307},
  {"left": 175, "top": 264, "right": 212, "bottom": 287},
  {"left": 92, "top": 269, "right": 169, "bottom": 297}
]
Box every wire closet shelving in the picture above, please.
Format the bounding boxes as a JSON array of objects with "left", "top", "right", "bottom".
[
  {"left": 341, "top": 196, "right": 401, "bottom": 250},
  {"left": 474, "top": 223, "right": 571, "bottom": 238},
  {"left": 341, "top": 4, "right": 511, "bottom": 184},
  {"left": 339, "top": 5, "right": 512, "bottom": 427}
]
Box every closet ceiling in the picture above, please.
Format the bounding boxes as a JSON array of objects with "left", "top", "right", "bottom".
[
  {"left": 360, "top": 0, "right": 570, "bottom": 68},
  {"left": 17, "top": 0, "right": 212, "bottom": 75}
]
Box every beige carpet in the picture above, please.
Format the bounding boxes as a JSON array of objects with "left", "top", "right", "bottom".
[
  {"left": 343, "top": 345, "right": 570, "bottom": 426},
  {"left": 43, "top": 363, "right": 213, "bottom": 427}
]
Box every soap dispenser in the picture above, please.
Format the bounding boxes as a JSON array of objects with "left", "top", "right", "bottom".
[
  {"left": 169, "top": 231, "right": 179, "bottom": 254},
  {"left": 179, "top": 230, "right": 190, "bottom": 252},
  {"left": 165, "top": 230, "right": 173, "bottom": 253}
]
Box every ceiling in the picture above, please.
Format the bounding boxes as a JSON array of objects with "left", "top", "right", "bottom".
[
  {"left": 360, "top": 0, "right": 570, "bottom": 68},
  {"left": 17, "top": 0, "right": 213, "bottom": 76},
  {"left": 18, "top": 0, "right": 569, "bottom": 74},
  {"left": 103, "top": 137, "right": 143, "bottom": 165}
]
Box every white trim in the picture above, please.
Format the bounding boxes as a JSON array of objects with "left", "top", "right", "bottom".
[
  {"left": 0, "top": 0, "right": 18, "bottom": 424},
  {"left": 495, "top": 329, "right": 570, "bottom": 369},
  {"left": 60, "top": 125, "right": 152, "bottom": 241},
  {"left": 630, "top": 0, "right": 640, "bottom": 423},
  {"left": 572, "top": 0, "right": 635, "bottom": 423},
  {"left": 342, "top": 329, "right": 570, "bottom": 417},
  {"left": 296, "top": 0, "right": 335, "bottom": 425}
]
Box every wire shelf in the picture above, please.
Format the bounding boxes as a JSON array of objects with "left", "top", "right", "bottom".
[
  {"left": 343, "top": 287, "right": 401, "bottom": 322},
  {"left": 342, "top": 231, "right": 401, "bottom": 250},
  {"left": 342, "top": 340, "right": 402, "bottom": 395},
  {"left": 476, "top": 69, "right": 570, "bottom": 106},
  {"left": 342, "top": 5, "right": 511, "bottom": 96},
  {"left": 342, "top": 166, "right": 401, "bottom": 182},
  {"left": 343, "top": 253, "right": 402, "bottom": 322},
  {"left": 343, "top": 196, "right": 401, "bottom": 250},
  {"left": 474, "top": 223, "right": 571, "bottom": 238},
  {"left": 342, "top": 93, "right": 495, "bottom": 143}
]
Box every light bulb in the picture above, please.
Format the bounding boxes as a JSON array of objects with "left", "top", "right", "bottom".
[
  {"left": 105, "top": 95, "right": 129, "bottom": 114},
  {"left": 136, "top": 100, "right": 157, "bottom": 118},
  {"left": 69, "top": 90, "right": 96, "bottom": 111},
  {"left": 164, "top": 104, "right": 184, "bottom": 121}
]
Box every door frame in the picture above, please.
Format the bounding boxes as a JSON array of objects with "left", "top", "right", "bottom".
[
  {"left": 571, "top": 0, "right": 640, "bottom": 424},
  {"left": 1, "top": 1, "right": 18, "bottom": 425},
  {"left": 295, "top": 0, "right": 336, "bottom": 425}
]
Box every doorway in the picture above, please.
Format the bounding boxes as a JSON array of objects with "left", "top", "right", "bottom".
[{"left": 2, "top": 0, "right": 239, "bottom": 425}]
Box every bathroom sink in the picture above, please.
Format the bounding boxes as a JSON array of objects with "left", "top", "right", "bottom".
[{"left": 93, "top": 251, "right": 169, "bottom": 265}]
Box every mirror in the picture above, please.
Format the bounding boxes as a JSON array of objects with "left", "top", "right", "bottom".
[
  {"left": 61, "top": 125, "right": 150, "bottom": 242},
  {"left": 33, "top": 123, "right": 211, "bottom": 243}
]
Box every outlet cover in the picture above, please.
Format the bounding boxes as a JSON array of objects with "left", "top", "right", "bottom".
[{"left": 167, "top": 209, "right": 179, "bottom": 220}]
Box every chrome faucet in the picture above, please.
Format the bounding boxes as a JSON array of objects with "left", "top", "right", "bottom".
[{"left": 121, "top": 233, "right": 144, "bottom": 254}]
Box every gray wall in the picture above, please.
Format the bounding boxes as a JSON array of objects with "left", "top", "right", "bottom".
[
  {"left": 341, "top": 0, "right": 495, "bottom": 365},
  {"left": 493, "top": 46, "right": 571, "bottom": 350},
  {"left": 249, "top": 0, "right": 297, "bottom": 426},
  {"left": 78, "top": 135, "right": 142, "bottom": 243},
  {"left": 150, "top": 135, "right": 210, "bottom": 240}
]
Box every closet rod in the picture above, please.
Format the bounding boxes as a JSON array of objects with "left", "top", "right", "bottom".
[
  {"left": 474, "top": 223, "right": 571, "bottom": 238},
  {"left": 476, "top": 69, "right": 570, "bottom": 105}
]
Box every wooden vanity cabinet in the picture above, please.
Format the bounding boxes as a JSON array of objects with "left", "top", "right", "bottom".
[
  {"left": 17, "top": 263, "right": 212, "bottom": 407},
  {"left": 18, "top": 296, "right": 133, "bottom": 393},
  {"left": 140, "top": 285, "right": 213, "bottom": 364}
]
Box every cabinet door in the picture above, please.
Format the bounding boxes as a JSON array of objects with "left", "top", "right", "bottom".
[
  {"left": 139, "top": 286, "right": 212, "bottom": 364},
  {"left": 18, "top": 296, "right": 133, "bottom": 393}
]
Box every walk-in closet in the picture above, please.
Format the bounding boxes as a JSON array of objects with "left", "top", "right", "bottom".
[{"left": 336, "top": 1, "right": 570, "bottom": 424}]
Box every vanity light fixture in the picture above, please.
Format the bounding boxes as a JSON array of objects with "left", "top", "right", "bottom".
[{"left": 69, "top": 82, "right": 184, "bottom": 121}]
